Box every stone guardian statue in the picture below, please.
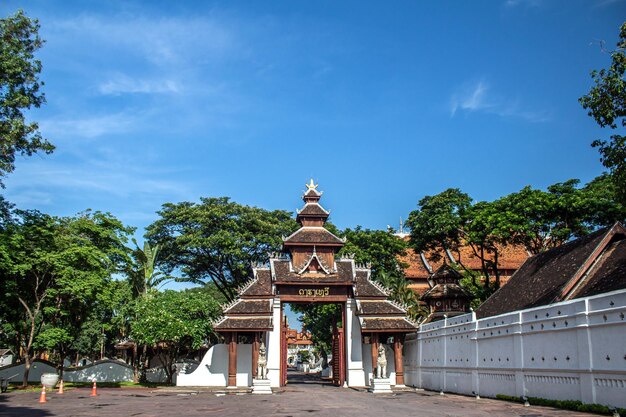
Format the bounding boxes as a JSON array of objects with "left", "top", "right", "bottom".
[
  {"left": 376, "top": 344, "right": 387, "bottom": 379},
  {"left": 257, "top": 342, "right": 268, "bottom": 379}
]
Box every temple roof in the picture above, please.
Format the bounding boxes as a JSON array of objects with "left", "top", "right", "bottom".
[
  {"left": 223, "top": 299, "right": 272, "bottom": 315},
  {"left": 356, "top": 300, "right": 405, "bottom": 315},
  {"left": 282, "top": 227, "right": 345, "bottom": 246},
  {"left": 214, "top": 183, "right": 418, "bottom": 334},
  {"left": 296, "top": 203, "right": 330, "bottom": 217},
  {"left": 422, "top": 283, "right": 473, "bottom": 300},
  {"left": 400, "top": 239, "right": 529, "bottom": 282},
  {"left": 270, "top": 258, "right": 356, "bottom": 283},
  {"left": 239, "top": 269, "right": 273, "bottom": 298},
  {"left": 352, "top": 270, "right": 388, "bottom": 298},
  {"left": 359, "top": 317, "right": 417, "bottom": 332},
  {"left": 213, "top": 317, "right": 273, "bottom": 331},
  {"left": 477, "top": 223, "right": 626, "bottom": 319}
]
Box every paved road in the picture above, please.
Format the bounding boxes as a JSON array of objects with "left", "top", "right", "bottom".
[{"left": 0, "top": 378, "right": 603, "bottom": 417}]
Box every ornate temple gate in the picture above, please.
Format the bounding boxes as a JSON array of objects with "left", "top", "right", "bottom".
[{"left": 213, "top": 181, "right": 417, "bottom": 389}]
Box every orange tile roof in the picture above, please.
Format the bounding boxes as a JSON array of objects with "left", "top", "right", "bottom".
[{"left": 400, "top": 238, "right": 529, "bottom": 280}]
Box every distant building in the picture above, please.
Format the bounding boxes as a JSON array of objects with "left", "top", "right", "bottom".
[
  {"left": 0, "top": 349, "right": 14, "bottom": 367},
  {"left": 397, "top": 236, "right": 529, "bottom": 295},
  {"left": 421, "top": 264, "right": 474, "bottom": 323},
  {"left": 285, "top": 327, "right": 314, "bottom": 366},
  {"left": 477, "top": 222, "right": 626, "bottom": 318}
]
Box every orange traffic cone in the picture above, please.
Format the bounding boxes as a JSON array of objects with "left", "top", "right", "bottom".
[
  {"left": 38, "top": 386, "right": 47, "bottom": 403},
  {"left": 90, "top": 380, "right": 97, "bottom": 396},
  {"left": 58, "top": 379, "right": 64, "bottom": 394}
]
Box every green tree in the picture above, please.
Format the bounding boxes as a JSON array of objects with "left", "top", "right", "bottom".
[
  {"left": 406, "top": 188, "right": 472, "bottom": 263},
  {"left": 146, "top": 197, "right": 297, "bottom": 301},
  {"left": 580, "top": 22, "right": 626, "bottom": 203},
  {"left": 0, "top": 10, "right": 54, "bottom": 184},
  {"left": 498, "top": 178, "right": 625, "bottom": 255},
  {"left": 0, "top": 209, "right": 131, "bottom": 385},
  {"left": 130, "top": 288, "right": 221, "bottom": 384},
  {"left": 339, "top": 227, "right": 408, "bottom": 278}
]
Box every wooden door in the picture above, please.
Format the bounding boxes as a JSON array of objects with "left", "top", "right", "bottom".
[
  {"left": 280, "top": 311, "right": 288, "bottom": 386},
  {"left": 331, "top": 325, "right": 344, "bottom": 386}
]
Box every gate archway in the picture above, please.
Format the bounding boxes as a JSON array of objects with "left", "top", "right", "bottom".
[{"left": 213, "top": 181, "right": 417, "bottom": 388}]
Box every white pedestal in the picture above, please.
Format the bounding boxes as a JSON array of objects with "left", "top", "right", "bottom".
[
  {"left": 370, "top": 378, "right": 392, "bottom": 394},
  {"left": 252, "top": 378, "right": 272, "bottom": 394}
]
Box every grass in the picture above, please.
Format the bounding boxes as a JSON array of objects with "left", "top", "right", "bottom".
[{"left": 496, "top": 394, "right": 625, "bottom": 416}]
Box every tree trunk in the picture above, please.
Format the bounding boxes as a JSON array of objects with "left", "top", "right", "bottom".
[{"left": 22, "top": 355, "right": 31, "bottom": 387}]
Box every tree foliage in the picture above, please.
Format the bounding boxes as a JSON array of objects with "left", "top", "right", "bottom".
[
  {"left": 146, "top": 197, "right": 297, "bottom": 301},
  {"left": 0, "top": 209, "right": 132, "bottom": 385},
  {"left": 0, "top": 10, "right": 54, "bottom": 184},
  {"left": 339, "top": 226, "right": 408, "bottom": 278},
  {"left": 130, "top": 288, "right": 221, "bottom": 383},
  {"left": 580, "top": 22, "right": 626, "bottom": 203}
]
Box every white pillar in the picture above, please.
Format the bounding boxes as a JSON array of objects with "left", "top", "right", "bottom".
[
  {"left": 266, "top": 298, "right": 282, "bottom": 388},
  {"left": 345, "top": 299, "right": 366, "bottom": 386},
  {"left": 577, "top": 298, "right": 596, "bottom": 404}
]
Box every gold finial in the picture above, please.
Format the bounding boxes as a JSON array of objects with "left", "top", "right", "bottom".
[{"left": 306, "top": 178, "right": 318, "bottom": 190}]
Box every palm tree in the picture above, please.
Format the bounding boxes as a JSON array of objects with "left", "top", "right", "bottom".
[{"left": 128, "top": 239, "right": 172, "bottom": 297}]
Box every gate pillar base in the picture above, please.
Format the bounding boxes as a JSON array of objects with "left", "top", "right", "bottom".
[
  {"left": 252, "top": 379, "right": 272, "bottom": 394},
  {"left": 369, "top": 378, "right": 392, "bottom": 394}
]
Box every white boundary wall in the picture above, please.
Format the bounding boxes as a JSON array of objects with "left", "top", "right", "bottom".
[{"left": 404, "top": 289, "right": 626, "bottom": 408}]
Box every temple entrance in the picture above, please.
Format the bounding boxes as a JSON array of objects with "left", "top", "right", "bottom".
[
  {"left": 280, "top": 302, "right": 346, "bottom": 387},
  {"left": 211, "top": 181, "right": 417, "bottom": 390}
]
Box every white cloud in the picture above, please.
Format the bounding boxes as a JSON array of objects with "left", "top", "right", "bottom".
[
  {"left": 450, "top": 80, "right": 550, "bottom": 123},
  {"left": 450, "top": 81, "right": 490, "bottom": 115},
  {"left": 39, "top": 113, "right": 138, "bottom": 139},
  {"left": 47, "top": 14, "right": 237, "bottom": 67},
  {"left": 98, "top": 73, "right": 181, "bottom": 96},
  {"left": 504, "top": 0, "right": 543, "bottom": 8}
]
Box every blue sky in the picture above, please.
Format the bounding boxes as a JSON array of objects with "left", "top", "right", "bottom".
[
  {"left": 2, "top": 0, "right": 624, "bottom": 233},
  {"left": 3, "top": 0, "right": 623, "bottom": 330}
]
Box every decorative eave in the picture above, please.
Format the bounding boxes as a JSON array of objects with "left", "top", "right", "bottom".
[{"left": 296, "top": 246, "right": 333, "bottom": 274}]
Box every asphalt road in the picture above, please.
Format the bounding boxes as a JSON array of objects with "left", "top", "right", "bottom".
[{"left": 0, "top": 375, "right": 603, "bottom": 417}]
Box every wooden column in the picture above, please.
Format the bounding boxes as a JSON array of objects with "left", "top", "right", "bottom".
[
  {"left": 251, "top": 332, "right": 260, "bottom": 379},
  {"left": 371, "top": 333, "right": 378, "bottom": 378},
  {"left": 228, "top": 332, "right": 237, "bottom": 387},
  {"left": 394, "top": 333, "right": 404, "bottom": 386}
]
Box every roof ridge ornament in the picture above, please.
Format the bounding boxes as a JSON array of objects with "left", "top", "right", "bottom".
[{"left": 306, "top": 178, "right": 318, "bottom": 190}]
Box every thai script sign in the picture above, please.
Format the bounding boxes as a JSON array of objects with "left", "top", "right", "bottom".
[{"left": 298, "top": 287, "right": 330, "bottom": 297}]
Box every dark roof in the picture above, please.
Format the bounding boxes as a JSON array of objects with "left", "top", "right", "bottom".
[
  {"left": 283, "top": 227, "right": 345, "bottom": 246},
  {"left": 572, "top": 238, "right": 626, "bottom": 298},
  {"left": 297, "top": 203, "right": 329, "bottom": 217},
  {"left": 240, "top": 269, "right": 273, "bottom": 297},
  {"left": 214, "top": 317, "right": 273, "bottom": 331},
  {"left": 431, "top": 264, "right": 462, "bottom": 280},
  {"left": 303, "top": 187, "right": 322, "bottom": 198},
  {"left": 352, "top": 270, "right": 388, "bottom": 298},
  {"left": 224, "top": 299, "right": 272, "bottom": 315},
  {"left": 357, "top": 301, "right": 405, "bottom": 316},
  {"left": 359, "top": 318, "right": 417, "bottom": 331},
  {"left": 476, "top": 224, "right": 626, "bottom": 319},
  {"left": 422, "top": 284, "right": 473, "bottom": 300}
]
